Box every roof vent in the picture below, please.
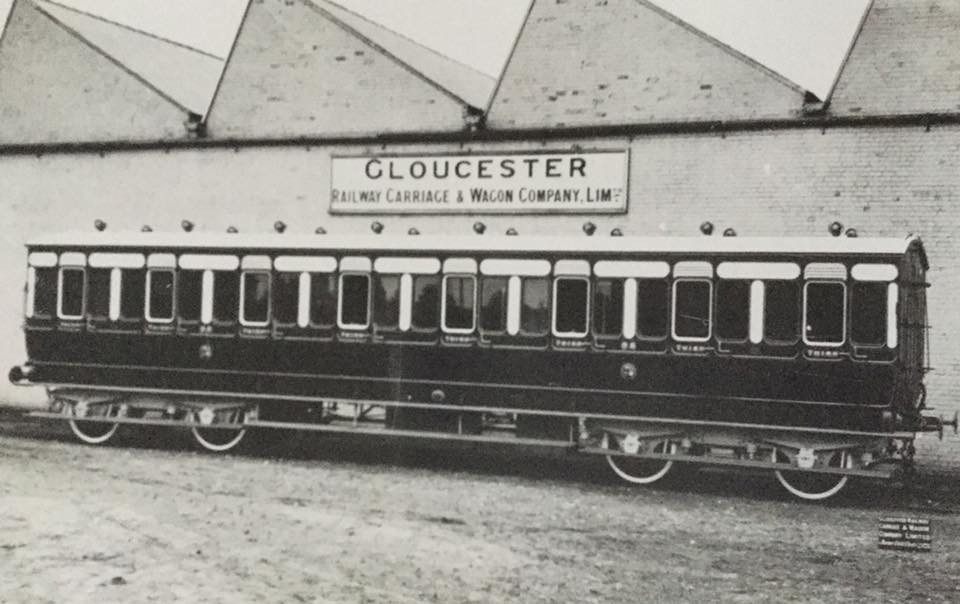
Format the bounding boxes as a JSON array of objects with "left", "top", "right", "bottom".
[
  {"left": 315, "top": 227, "right": 327, "bottom": 235},
  {"left": 371, "top": 221, "right": 384, "bottom": 234},
  {"left": 274, "top": 221, "right": 287, "bottom": 234},
  {"left": 828, "top": 221, "right": 844, "bottom": 237},
  {"left": 473, "top": 222, "right": 486, "bottom": 235},
  {"left": 94, "top": 219, "right": 107, "bottom": 232},
  {"left": 505, "top": 227, "right": 518, "bottom": 236},
  {"left": 226, "top": 226, "right": 238, "bottom": 234},
  {"left": 141, "top": 225, "right": 153, "bottom": 233},
  {"left": 723, "top": 228, "right": 737, "bottom": 237},
  {"left": 699, "top": 221, "right": 714, "bottom": 236},
  {"left": 408, "top": 227, "right": 420, "bottom": 236},
  {"left": 610, "top": 228, "right": 623, "bottom": 237},
  {"left": 181, "top": 220, "right": 195, "bottom": 233},
  {"left": 582, "top": 222, "right": 597, "bottom": 236}
]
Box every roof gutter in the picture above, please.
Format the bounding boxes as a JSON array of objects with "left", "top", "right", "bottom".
[{"left": 1, "top": 111, "right": 959, "bottom": 157}]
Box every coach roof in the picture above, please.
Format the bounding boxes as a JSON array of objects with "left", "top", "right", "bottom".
[{"left": 26, "top": 232, "right": 922, "bottom": 260}]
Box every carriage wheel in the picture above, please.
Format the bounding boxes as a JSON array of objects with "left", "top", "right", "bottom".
[
  {"left": 774, "top": 449, "right": 852, "bottom": 501},
  {"left": 606, "top": 441, "right": 675, "bottom": 485},
  {"left": 191, "top": 427, "right": 246, "bottom": 453},
  {"left": 68, "top": 420, "right": 119, "bottom": 445}
]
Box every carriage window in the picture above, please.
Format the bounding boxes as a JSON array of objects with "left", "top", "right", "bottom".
[
  {"left": 804, "top": 281, "right": 845, "bottom": 345},
  {"left": 716, "top": 280, "right": 750, "bottom": 341},
  {"left": 673, "top": 280, "right": 712, "bottom": 340},
  {"left": 764, "top": 281, "right": 800, "bottom": 343},
  {"left": 241, "top": 272, "right": 270, "bottom": 325},
  {"left": 59, "top": 267, "right": 85, "bottom": 319},
  {"left": 213, "top": 271, "right": 239, "bottom": 323},
  {"left": 120, "top": 269, "right": 145, "bottom": 320},
  {"left": 86, "top": 268, "right": 112, "bottom": 319},
  {"left": 554, "top": 277, "right": 589, "bottom": 336},
  {"left": 479, "top": 277, "right": 508, "bottom": 333},
  {"left": 443, "top": 275, "right": 476, "bottom": 332},
  {"left": 339, "top": 274, "right": 370, "bottom": 328},
  {"left": 273, "top": 273, "right": 300, "bottom": 325},
  {"left": 637, "top": 279, "right": 669, "bottom": 339},
  {"left": 177, "top": 270, "right": 203, "bottom": 321},
  {"left": 851, "top": 282, "right": 887, "bottom": 346},
  {"left": 412, "top": 275, "right": 440, "bottom": 331},
  {"left": 521, "top": 278, "right": 550, "bottom": 335},
  {"left": 310, "top": 273, "right": 337, "bottom": 327},
  {"left": 33, "top": 268, "right": 58, "bottom": 318},
  {"left": 593, "top": 279, "right": 623, "bottom": 337},
  {"left": 147, "top": 269, "right": 175, "bottom": 321},
  {"left": 374, "top": 275, "right": 401, "bottom": 330}
]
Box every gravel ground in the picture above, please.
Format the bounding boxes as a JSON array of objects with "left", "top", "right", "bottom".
[{"left": 1, "top": 411, "right": 959, "bottom": 604}]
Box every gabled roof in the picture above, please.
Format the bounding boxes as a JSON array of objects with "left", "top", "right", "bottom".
[
  {"left": 206, "top": 0, "right": 469, "bottom": 139},
  {"left": 487, "top": 0, "right": 806, "bottom": 130},
  {"left": 830, "top": 0, "right": 960, "bottom": 115},
  {"left": 33, "top": 0, "right": 224, "bottom": 116},
  {"left": 0, "top": 0, "right": 188, "bottom": 144},
  {"left": 308, "top": 0, "right": 496, "bottom": 110}
]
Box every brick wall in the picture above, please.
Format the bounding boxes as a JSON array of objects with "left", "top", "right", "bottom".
[{"left": 2, "top": 123, "right": 958, "bottom": 465}]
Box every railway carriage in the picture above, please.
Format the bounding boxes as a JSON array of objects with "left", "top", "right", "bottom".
[{"left": 9, "top": 228, "right": 951, "bottom": 500}]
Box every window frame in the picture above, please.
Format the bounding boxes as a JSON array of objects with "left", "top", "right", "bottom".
[
  {"left": 671, "top": 278, "right": 713, "bottom": 343},
  {"left": 802, "top": 280, "right": 847, "bottom": 347},
  {"left": 441, "top": 274, "right": 477, "bottom": 334},
  {"left": 239, "top": 270, "right": 272, "bottom": 328},
  {"left": 337, "top": 272, "right": 372, "bottom": 330},
  {"left": 57, "top": 266, "right": 86, "bottom": 320},
  {"left": 145, "top": 268, "right": 177, "bottom": 324},
  {"left": 552, "top": 276, "right": 591, "bottom": 338}
]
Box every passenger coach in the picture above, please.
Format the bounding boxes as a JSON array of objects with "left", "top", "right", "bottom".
[{"left": 10, "top": 228, "right": 950, "bottom": 500}]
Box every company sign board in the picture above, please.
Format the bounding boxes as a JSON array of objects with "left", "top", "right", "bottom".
[{"left": 330, "top": 150, "right": 629, "bottom": 214}]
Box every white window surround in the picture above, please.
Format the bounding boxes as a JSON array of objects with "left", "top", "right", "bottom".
[
  {"left": 594, "top": 260, "right": 669, "bottom": 279},
  {"left": 802, "top": 280, "right": 847, "bottom": 347},
  {"left": 337, "top": 273, "right": 371, "bottom": 330},
  {"left": 59, "top": 252, "right": 86, "bottom": 267},
  {"left": 88, "top": 252, "right": 146, "bottom": 269},
  {"left": 481, "top": 259, "right": 551, "bottom": 277},
  {"left": 239, "top": 271, "right": 271, "bottom": 327},
  {"left": 442, "top": 258, "right": 477, "bottom": 274},
  {"left": 673, "top": 261, "right": 713, "bottom": 279},
  {"left": 145, "top": 269, "right": 176, "bottom": 323},
  {"left": 552, "top": 276, "right": 590, "bottom": 338},
  {"left": 179, "top": 254, "right": 239, "bottom": 271},
  {"left": 28, "top": 252, "right": 58, "bottom": 267},
  {"left": 553, "top": 259, "right": 591, "bottom": 277},
  {"left": 671, "top": 279, "right": 713, "bottom": 343},
  {"left": 717, "top": 262, "right": 800, "bottom": 280},
  {"left": 851, "top": 263, "right": 898, "bottom": 282},
  {"left": 56, "top": 266, "right": 85, "bottom": 320},
  {"left": 274, "top": 256, "right": 336, "bottom": 273},
  {"left": 374, "top": 257, "right": 441, "bottom": 275},
  {"left": 441, "top": 274, "right": 477, "bottom": 334}
]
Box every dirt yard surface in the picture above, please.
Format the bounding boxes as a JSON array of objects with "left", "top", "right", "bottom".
[{"left": 1, "top": 410, "right": 959, "bottom": 604}]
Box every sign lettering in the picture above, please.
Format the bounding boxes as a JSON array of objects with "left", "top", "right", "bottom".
[{"left": 330, "top": 151, "right": 629, "bottom": 214}]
